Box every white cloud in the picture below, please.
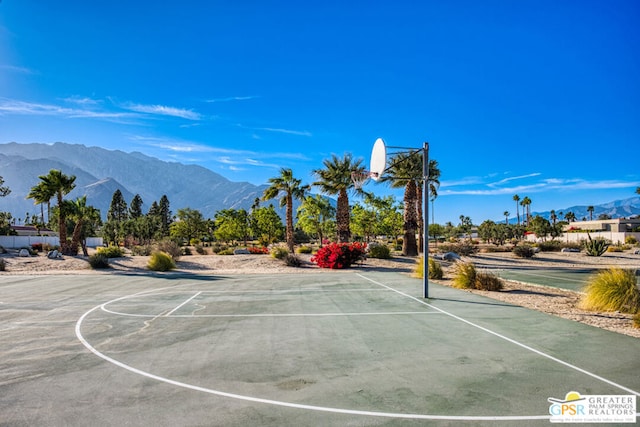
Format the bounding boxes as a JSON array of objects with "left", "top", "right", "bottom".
[
  {"left": 204, "top": 96, "right": 259, "bottom": 103},
  {"left": 256, "top": 127, "right": 312, "bottom": 137},
  {"left": 0, "top": 98, "right": 138, "bottom": 120},
  {"left": 123, "top": 103, "right": 201, "bottom": 120},
  {"left": 0, "top": 64, "right": 36, "bottom": 74}
]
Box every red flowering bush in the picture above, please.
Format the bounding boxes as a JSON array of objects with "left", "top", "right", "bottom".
[
  {"left": 248, "top": 246, "right": 269, "bottom": 254},
  {"left": 311, "top": 242, "right": 367, "bottom": 269}
]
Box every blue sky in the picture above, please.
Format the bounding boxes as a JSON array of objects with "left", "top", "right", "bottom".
[{"left": 1, "top": 0, "right": 639, "bottom": 225}]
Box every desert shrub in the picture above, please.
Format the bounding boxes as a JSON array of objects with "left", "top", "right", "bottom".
[
  {"left": 580, "top": 268, "right": 640, "bottom": 313},
  {"left": 475, "top": 271, "right": 503, "bottom": 291},
  {"left": 217, "top": 248, "right": 234, "bottom": 255},
  {"left": 0, "top": 258, "right": 5, "bottom": 271},
  {"left": 513, "top": 244, "right": 536, "bottom": 258},
  {"left": 97, "top": 245, "right": 125, "bottom": 258},
  {"left": 607, "top": 245, "right": 624, "bottom": 253},
  {"left": 311, "top": 242, "right": 367, "bottom": 269},
  {"left": 625, "top": 235, "right": 638, "bottom": 245},
  {"left": 131, "top": 245, "right": 153, "bottom": 256},
  {"left": 296, "top": 245, "right": 313, "bottom": 254},
  {"left": 284, "top": 253, "right": 303, "bottom": 267},
  {"left": 88, "top": 253, "right": 110, "bottom": 269},
  {"left": 270, "top": 244, "right": 289, "bottom": 260},
  {"left": 583, "top": 234, "right": 610, "bottom": 257},
  {"left": 368, "top": 244, "right": 391, "bottom": 259},
  {"left": 147, "top": 251, "right": 176, "bottom": 271},
  {"left": 536, "top": 241, "right": 562, "bottom": 252},
  {"left": 438, "top": 241, "right": 478, "bottom": 256},
  {"left": 189, "top": 238, "right": 201, "bottom": 246},
  {"left": 211, "top": 243, "right": 229, "bottom": 254},
  {"left": 182, "top": 246, "right": 192, "bottom": 256},
  {"left": 248, "top": 246, "right": 269, "bottom": 254},
  {"left": 155, "top": 239, "right": 181, "bottom": 260},
  {"left": 195, "top": 244, "right": 206, "bottom": 255},
  {"left": 414, "top": 257, "right": 444, "bottom": 279},
  {"left": 452, "top": 261, "right": 476, "bottom": 289}
]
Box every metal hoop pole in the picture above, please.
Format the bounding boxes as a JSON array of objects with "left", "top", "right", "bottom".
[{"left": 423, "top": 142, "right": 429, "bottom": 299}]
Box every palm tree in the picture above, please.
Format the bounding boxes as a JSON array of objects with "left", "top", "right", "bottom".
[
  {"left": 504, "top": 211, "right": 510, "bottom": 225},
  {"left": 587, "top": 205, "right": 594, "bottom": 221},
  {"left": 37, "top": 170, "right": 76, "bottom": 253},
  {"left": 520, "top": 196, "right": 532, "bottom": 226},
  {"left": 263, "top": 168, "right": 309, "bottom": 251},
  {"left": 513, "top": 194, "right": 521, "bottom": 226},
  {"left": 313, "top": 153, "right": 365, "bottom": 243},
  {"left": 550, "top": 210, "right": 558, "bottom": 225},
  {"left": 564, "top": 211, "right": 576, "bottom": 223},
  {"left": 27, "top": 182, "right": 55, "bottom": 225},
  {"left": 379, "top": 151, "right": 423, "bottom": 256},
  {"left": 66, "top": 196, "right": 100, "bottom": 255},
  {"left": 425, "top": 159, "right": 441, "bottom": 247}
]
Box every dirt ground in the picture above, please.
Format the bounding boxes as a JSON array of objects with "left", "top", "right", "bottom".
[{"left": 1, "top": 247, "right": 639, "bottom": 338}]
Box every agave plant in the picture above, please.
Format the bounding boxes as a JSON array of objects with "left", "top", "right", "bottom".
[{"left": 583, "top": 233, "right": 610, "bottom": 257}]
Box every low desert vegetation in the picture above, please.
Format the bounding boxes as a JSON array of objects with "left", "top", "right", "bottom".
[
  {"left": 452, "top": 261, "right": 503, "bottom": 291},
  {"left": 367, "top": 243, "right": 391, "bottom": 259},
  {"left": 270, "top": 244, "right": 289, "bottom": 260},
  {"left": 513, "top": 244, "right": 536, "bottom": 258},
  {"left": 580, "top": 267, "right": 640, "bottom": 313},
  {"left": 96, "top": 245, "right": 124, "bottom": 258},
  {"left": 88, "top": 253, "right": 110, "bottom": 269},
  {"left": 414, "top": 257, "right": 443, "bottom": 280},
  {"left": 583, "top": 234, "right": 610, "bottom": 257},
  {"left": 147, "top": 251, "right": 176, "bottom": 271},
  {"left": 311, "top": 242, "right": 366, "bottom": 269}
]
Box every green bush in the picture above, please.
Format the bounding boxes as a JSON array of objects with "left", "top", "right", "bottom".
[
  {"left": 580, "top": 268, "right": 639, "bottom": 313},
  {"left": 296, "top": 245, "right": 313, "bottom": 254},
  {"left": 211, "top": 243, "right": 229, "bottom": 254},
  {"left": 513, "top": 244, "right": 536, "bottom": 258},
  {"left": 0, "top": 258, "right": 5, "bottom": 271},
  {"left": 97, "top": 245, "right": 124, "bottom": 258},
  {"left": 270, "top": 245, "right": 289, "bottom": 260},
  {"left": 625, "top": 235, "right": 638, "bottom": 245},
  {"left": 155, "top": 239, "right": 181, "bottom": 260},
  {"left": 438, "top": 241, "right": 478, "bottom": 256},
  {"left": 182, "top": 246, "right": 192, "bottom": 256},
  {"left": 583, "top": 234, "right": 610, "bottom": 257},
  {"left": 475, "top": 271, "right": 503, "bottom": 291},
  {"left": 195, "top": 244, "right": 206, "bottom": 255},
  {"left": 452, "top": 261, "right": 476, "bottom": 289},
  {"left": 88, "top": 253, "right": 110, "bottom": 269},
  {"left": 217, "top": 248, "right": 234, "bottom": 255},
  {"left": 368, "top": 244, "right": 391, "bottom": 259},
  {"left": 147, "top": 251, "right": 176, "bottom": 271},
  {"left": 189, "top": 238, "right": 201, "bottom": 246}
]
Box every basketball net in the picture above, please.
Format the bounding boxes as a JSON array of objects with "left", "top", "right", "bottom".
[{"left": 351, "top": 171, "right": 378, "bottom": 189}]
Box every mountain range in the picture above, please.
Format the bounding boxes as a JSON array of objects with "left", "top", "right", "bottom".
[
  {"left": 0, "top": 142, "right": 272, "bottom": 222},
  {"left": 1, "top": 142, "right": 639, "bottom": 225}
]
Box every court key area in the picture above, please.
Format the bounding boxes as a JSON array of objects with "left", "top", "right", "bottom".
[{"left": 1, "top": 271, "right": 639, "bottom": 426}]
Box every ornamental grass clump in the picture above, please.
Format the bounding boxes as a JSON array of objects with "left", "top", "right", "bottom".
[
  {"left": 415, "top": 257, "right": 444, "bottom": 280},
  {"left": 147, "top": 251, "right": 176, "bottom": 272},
  {"left": 97, "top": 245, "right": 124, "bottom": 258},
  {"left": 311, "top": 242, "right": 366, "bottom": 269},
  {"left": 452, "top": 261, "right": 476, "bottom": 289},
  {"left": 579, "top": 268, "right": 640, "bottom": 313}
]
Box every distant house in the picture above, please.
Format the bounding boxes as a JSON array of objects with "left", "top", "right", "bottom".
[{"left": 562, "top": 218, "right": 640, "bottom": 244}]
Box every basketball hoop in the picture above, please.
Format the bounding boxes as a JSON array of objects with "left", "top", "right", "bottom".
[{"left": 351, "top": 171, "right": 378, "bottom": 189}]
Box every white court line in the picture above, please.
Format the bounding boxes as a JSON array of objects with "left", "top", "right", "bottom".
[
  {"left": 165, "top": 291, "right": 202, "bottom": 316},
  {"left": 356, "top": 273, "right": 640, "bottom": 398},
  {"left": 75, "top": 275, "right": 639, "bottom": 421}
]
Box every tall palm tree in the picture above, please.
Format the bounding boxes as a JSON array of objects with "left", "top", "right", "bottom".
[
  {"left": 587, "top": 205, "right": 594, "bottom": 221},
  {"left": 263, "top": 168, "right": 310, "bottom": 251},
  {"left": 379, "top": 151, "right": 422, "bottom": 256},
  {"left": 520, "top": 196, "right": 532, "bottom": 226},
  {"left": 425, "top": 159, "right": 441, "bottom": 243},
  {"left": 550, "top": 210, "right": 558, "bottom": 225},
  {"left": 313, "top": 153, "right": 365, "bottom": 243},
  {"left": 564, "top": 211, "right": 576, "bottom": 223},
  {"left": 504, "top": 211, "right": 510, "bottom": 225},
  {"left": 37, "top": 170, "right": 76, "bottom": 253},
  {"left": 27, "top": 182, "right": 55, "bottom": 225},
  {"left": 513, "top": 194, "right": 521, "bottom": 226}
]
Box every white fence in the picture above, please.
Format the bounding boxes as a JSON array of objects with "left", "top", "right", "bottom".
[{"left": 0, "top": 236, "right": 103, "bottom": 249}]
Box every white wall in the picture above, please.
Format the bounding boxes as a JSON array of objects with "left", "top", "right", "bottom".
[{"left": 0, "top": 236, "right": 103, "bottom": 249}]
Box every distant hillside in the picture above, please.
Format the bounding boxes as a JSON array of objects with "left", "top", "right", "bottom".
[
  {"left": 517, "top": 197, "right": 640, "bottom": 223},
  {"left": 0, "top": 142, "right": 273, "bottom": 221}
]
